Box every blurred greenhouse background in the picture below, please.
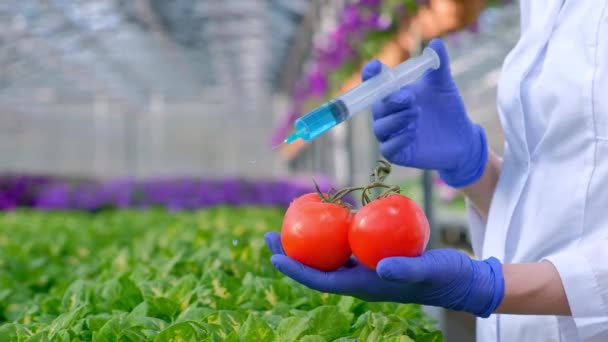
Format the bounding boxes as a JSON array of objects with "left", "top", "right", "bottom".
[
  {"left": 0, "top": 1, "right": 522, "bottom": 341},
  {"left": 0, "top": 0, "right": 517, "bottom": 179}
]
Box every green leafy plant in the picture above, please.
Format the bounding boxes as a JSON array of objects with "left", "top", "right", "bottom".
[{"left": 0, "top": 207, "right": 442, "bottom": 341}]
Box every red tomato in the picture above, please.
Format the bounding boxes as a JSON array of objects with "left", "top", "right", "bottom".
[
  {"left": 281, "top": 193, "right": 352, "bottom": 271},
  {"left": 349, "top": 194, "right": 430, "bottom": 270},
  {"left": 289, "top": 192, "right": 326, "bottom": 206}
]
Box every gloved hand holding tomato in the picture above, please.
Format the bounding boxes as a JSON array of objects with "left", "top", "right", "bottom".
[
  {"left": 279, "top": 161, "right": 430, "bottom": 271},
  {"left": 265, "top": 162, "right": 505, "bottom": 318}
]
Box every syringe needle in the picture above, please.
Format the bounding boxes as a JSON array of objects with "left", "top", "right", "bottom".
[{"left": 271, "top": 142, "right": 286, "bottom": 151}]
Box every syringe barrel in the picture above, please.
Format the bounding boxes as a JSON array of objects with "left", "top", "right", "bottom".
[
  {"left": 283, "top": 47, "right": 440, "bottom": 144},
  {"left": 336, "top": 47, "right": 440, "bottom": 118}
]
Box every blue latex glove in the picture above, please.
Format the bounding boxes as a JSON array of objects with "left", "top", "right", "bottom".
[
  {"left": 265, "top": 232, "right": 504, "bottom": 318},
  {"left": 362, "top": 38, "right": 488, "bottom": 187}
]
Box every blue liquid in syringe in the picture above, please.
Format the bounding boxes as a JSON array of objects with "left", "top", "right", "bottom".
[{"left": 285, "top": 100, "right": 349, "bottom": 143}]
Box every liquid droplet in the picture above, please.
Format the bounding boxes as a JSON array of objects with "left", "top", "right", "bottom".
[{"left": 232, "top": 239, "right": 238, "bottom": 246}]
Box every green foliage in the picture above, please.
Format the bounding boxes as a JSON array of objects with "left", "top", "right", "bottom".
[{"left": 0, "top": 207, "right": 442, "bottom": 341}]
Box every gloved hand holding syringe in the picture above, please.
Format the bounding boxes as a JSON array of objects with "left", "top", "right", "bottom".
[{"left": 283, "top": 45, "right": 440, "bottom": 144}]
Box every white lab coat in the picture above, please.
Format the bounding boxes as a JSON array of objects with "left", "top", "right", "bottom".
[{"left": 468, "top": 1, "right": 608, "bottom": 341}]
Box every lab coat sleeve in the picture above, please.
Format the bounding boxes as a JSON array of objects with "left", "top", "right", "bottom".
[
  {"left": 465, "top": 199, "right": 487, "bottom": 260},
  {"left": 543, "top": 239, "right": 608, "bottom": 341}
]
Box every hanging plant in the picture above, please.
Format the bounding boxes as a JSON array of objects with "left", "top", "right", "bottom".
[{"left": 272, "top": 0, "right": 510, "bottom": 147}]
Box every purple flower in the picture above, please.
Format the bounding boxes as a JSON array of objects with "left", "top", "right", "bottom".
[
  {"left": 314, "top": 27, "right": 353, "bottom": 70},
  {"left": 364, "top": 13, "right": 380, "bottom": 28},
  {"left": 98, "top": 179, "right": 134, "bottom": 208},
  {"left": 215, "top": 178, "right": 240, "bottom": 206},
  {"left": 0, "top": 192, "right": 16, "bottom": 210},
  {"left": 1, "top": 174, "right": 347, "bottom": 212},
  {"left": 330, "top": 27, "right": 347, "bottom": 45},
  {"left": 197, "top": 180, "right": 225, "bottom": 207},
  {"left": 71, "top": 184, "right": 104, "bottom": 211},
  {"left": 35, "top": 183, "right": 72, "bottom": 210},
  {"left": 342, "top": 4, "right": 363, "bottom": 31},
  {"left": 358, "top": 0, "right": 382, "bottom": 6},
  {"left": 374, "top": 14, "right": 392, "bottom": 31},
  {"left": 307, "top": 66, "right": 328, "bottom": 98}
]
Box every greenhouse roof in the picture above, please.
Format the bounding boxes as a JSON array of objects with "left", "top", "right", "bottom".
[{"left": 0, "top": 0, "right": 319, "bottom": 117}]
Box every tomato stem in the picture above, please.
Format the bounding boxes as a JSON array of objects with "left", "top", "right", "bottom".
[
  {"left": 309, "top": 160, "right": 400, "bottom": 209},
  {"left": 312, "top": 178, "right": 364, "bottom": 210},
  {"left": 371, "top": 160, "right": 392, "bottom": 183},
  {"left": 360, "top": 160, "right": 401, "bottom": 205}
]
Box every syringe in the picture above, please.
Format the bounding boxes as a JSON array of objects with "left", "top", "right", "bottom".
[{"left": 284, "top": 46, "right": 440, "bottom": 144}]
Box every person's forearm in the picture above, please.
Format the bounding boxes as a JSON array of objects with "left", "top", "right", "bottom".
[
  {"left": 495, "top": 261, "right": 571, "bottom": 316},
  {"left": 462, "top": 149, "right": 502, "bottom": 219}
]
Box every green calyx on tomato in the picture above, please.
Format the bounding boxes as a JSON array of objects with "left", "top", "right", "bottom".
[{"left": 280, "top": 160, "right": 430, "bottom": 272}]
